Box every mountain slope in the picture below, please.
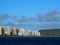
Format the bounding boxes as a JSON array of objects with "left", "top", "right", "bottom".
[{"left": 39, "top": 29, "right": 60, "bottom": 36}]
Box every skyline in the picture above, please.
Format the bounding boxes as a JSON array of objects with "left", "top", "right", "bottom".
[
  {"left": 0, "top": 26, "right": 40, "bottom": 36},
  {"left": 0, "top": 0, "right": 60, "bottom": 30}
]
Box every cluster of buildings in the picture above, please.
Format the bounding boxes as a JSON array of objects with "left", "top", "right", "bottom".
[{"left": 0, "top": 26, "right": 41, "bottom": 36}]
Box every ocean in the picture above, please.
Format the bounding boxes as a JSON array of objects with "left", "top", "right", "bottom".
[{"left": 0, "top": 36, "right": 60, "bottom": 45}]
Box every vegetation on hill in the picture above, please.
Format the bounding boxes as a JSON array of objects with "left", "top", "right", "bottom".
[{"left": 39, "top": 29, "right": 60, "bottom": 36}]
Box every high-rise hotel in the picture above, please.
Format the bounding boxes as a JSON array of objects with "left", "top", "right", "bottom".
[
  {"left": 6, "top": 26, "right": 12, "bottom": 36},
  {"left": 0, "top": 26, "right": 4, "bottom": 36},
  {"left": 18, "top": 28, "right": 26, "bottom": 36},
  {"left": 12, "top": 27, "right": 17, "bottom": 36}
]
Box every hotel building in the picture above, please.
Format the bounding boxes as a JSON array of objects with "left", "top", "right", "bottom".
[
  {"left": 18, "top": 28, "right": 26, "bottom": 36},
  {"left": 12, "top": 27, "right": 17, "bottom": 36},
  {"left": 32, "top": 31, "right": 41, "bottom": 36},
  {"left": 0, "top": 26, "right": 4, "bottom": 36},
  {"left": 6, "top": 26, "right": 12, "bottom": 36},
  {"left": 27, "top": 30, "right": 32, "bottom": 36}
]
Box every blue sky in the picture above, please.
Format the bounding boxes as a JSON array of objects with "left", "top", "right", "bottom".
[{"left": 0, "top": 0, "right": 60, "bottom": 30}]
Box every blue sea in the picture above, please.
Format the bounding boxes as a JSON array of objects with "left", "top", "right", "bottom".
[{"left": 0, "top": 36, "right": 60, "bottom": 45}]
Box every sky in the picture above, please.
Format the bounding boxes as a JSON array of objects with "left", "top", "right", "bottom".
[{"left": 0, "top": 0, "right": 60, "bottom": 31}]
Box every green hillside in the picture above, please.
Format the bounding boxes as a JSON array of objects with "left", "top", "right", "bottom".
[{"left": 39, "top": 29, "right": 60, "bottom": 36}]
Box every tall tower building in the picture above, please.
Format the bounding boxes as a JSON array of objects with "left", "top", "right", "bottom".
[
  {"left": 6, "top": 26, "right": 12, "bottom": 36},
  {"left": 38, "top": 32, "right": 41, "bottom": 36},
  {"left": 32, "top": 31, "right": 35, "bottom": 36},
  {"left": 16, "top": 29, "right": 19, "bottom": 36},
  {"left": 18, "top": 28, "right": 26, "bottom": 36},
  {"left": 12, "top": 27, "right": 17, "bottom": 36},
  {"left": 32, "top": 31, "right": 41, "bottom": 36},
  {"left": 34, "top": 31, "right": 39, "bottom": 36},
  {"left": 27, "top": 30, "right": 32, "bottom": 36},
  {"left": 0, "top": 26, "right": 4, "bottom": 36},
  {"left": 34, "top": 31, "right": 38, "bottom": 36}
]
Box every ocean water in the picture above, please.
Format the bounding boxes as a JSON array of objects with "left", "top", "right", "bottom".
[{"left": 0, "top": 36, "right": 60, "bottom": 45}]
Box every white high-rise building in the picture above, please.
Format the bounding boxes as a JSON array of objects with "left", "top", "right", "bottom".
[
  {"left": 12, "top": 27, "right": 17, "bottom": 35},
  {"left": 27, "top": 30, "right": 32, "bottom": 36},
  {"left": 38, "top": 32, "right": 41, "bottom": 36},
  {"left": 34, "top": 31, "right": 37, "bottom": 36},
  {"left": 32, "top": 31, "right": 35, "bottom": 36},
  {"left": 6, "top": 26, "right": 12, "bottom": 36},
  {"left": 35, "top": 31, "right": 41, "bottom": 36},
  {"left": 18, "top": 28, "right": 26, "bottom": 36},
  {"left": 32, "top": 31, "right": 41, "bottom": 36}
]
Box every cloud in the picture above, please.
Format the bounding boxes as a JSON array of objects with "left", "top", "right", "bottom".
[
  {"left": 11, "top": 10, "right": 59, "bottom": 23},
  {"left": 0, "top": 10, "right": 59, "bottom": 28},
  {"left": 46, "top": 10, "right": 58, "bottom": 15},
  {"left": 37, "top": 10, "right": 59, "bottom": 22},
  {"left": 0, "top": 14, "right": 9, "bottom": 20},
  {"left": 17, "top": 16, "right": 27, "bottom": 22},
  {"left": 37, "top": 14, "right": 46, "bottom": 21},
  {"left": 5, "top": 22, "right": 16, "bottom": 27},
  {"left": 45, "top": 10, "right": 58, "bottom": 21},
  {"left": 15, "top": 16, "right": 37, "bottom": 23}
]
